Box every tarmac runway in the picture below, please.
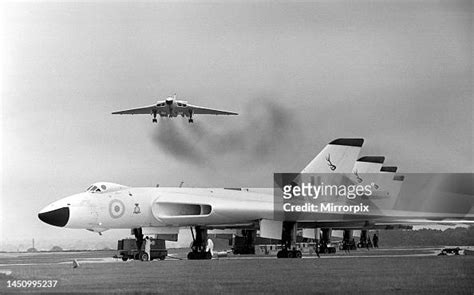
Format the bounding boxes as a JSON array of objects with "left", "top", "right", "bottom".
[{"left": 1, "top": 248, "right": 473, "bottom": 294}]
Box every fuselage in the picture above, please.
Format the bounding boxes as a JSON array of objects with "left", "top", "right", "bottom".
[
  {"left": 38, "top": 183, "right": 274, "bottom": 231},
  {"left": 157, "top": 98, "right": 189, "bottom": 118}
]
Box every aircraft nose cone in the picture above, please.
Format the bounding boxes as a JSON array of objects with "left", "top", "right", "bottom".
[{"left": 38, "top": 207, "right": 70, "bottom": 227}]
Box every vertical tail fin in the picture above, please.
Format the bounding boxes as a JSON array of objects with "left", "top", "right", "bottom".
[
  {"left": 301, "top": 138, "right": 364, "bottom": 174},
  {"left": 375, "top": 173, "right": 405, "bottom": 209},
  {"left": 374, "top": 166, "right": 399, "bottom": 193},
  {"left": 353, "top": 156, "right": 385, "bottom": 174},
  {"left": 351, "top": 156, "right": 385, "bottom": 187},
  {"left": 377, "top": 167, "right": 399, "bottom": 197}
]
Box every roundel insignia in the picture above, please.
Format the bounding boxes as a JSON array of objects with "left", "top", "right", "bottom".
[{"left": 109, "top": 199, "right": 125, "bottom": 219}]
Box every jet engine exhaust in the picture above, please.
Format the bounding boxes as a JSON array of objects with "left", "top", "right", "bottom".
[{"left": 151, "top": 98, "right": 298, "bottom": 166}]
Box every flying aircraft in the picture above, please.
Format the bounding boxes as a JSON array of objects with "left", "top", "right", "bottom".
[
  {"left": 38, "top": 138, "right": 474, "bottom": 260},
  {"left": 112, "top": 94, "right": 238, "bottom": 123}
]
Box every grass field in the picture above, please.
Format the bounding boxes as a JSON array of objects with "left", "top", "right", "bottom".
[{"left": 1, "top": 252, "right": 473, "bottom": 294}]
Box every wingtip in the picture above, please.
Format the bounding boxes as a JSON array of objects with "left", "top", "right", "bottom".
[{"left": 329, "top": 138, "right": 364, "bottom": 147}]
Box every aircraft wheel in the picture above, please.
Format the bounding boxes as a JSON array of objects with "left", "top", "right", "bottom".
[
  {"left": 159, "top": 255, "right": 166, "bottom": 260},
  {"left": 205, "top": 251, "right": 212, "bottom": 259},
  {"left": 139, "top": 252, "right": 149, "bottom": 261},
  {"left": 188, "top": 119, "right": 194, "bottom": 123},
  {"left": 295, "top": 251, "right": 302, "bottom": 258},
  {"left": 287, "top": 251, "right": 295, "bottom": 258},
  {"left": 121, "top": 257, "right": 128, "bottom": 262},
  {"left": 152, "top": 119, "right": 157, "bottom": 123},
  {"left": 187, "top": 252, "right": 195, "bottom": 260}
]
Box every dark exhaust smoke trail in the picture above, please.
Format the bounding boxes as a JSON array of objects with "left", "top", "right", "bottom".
[
  {"left": 151, "top": 119, "right": 206, "bottom": 164},
  {"left": 150, "top": 98, "right": 298, "bottom": 165}
]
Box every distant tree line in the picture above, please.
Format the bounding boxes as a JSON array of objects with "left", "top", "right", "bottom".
[
  {"left": 50, "top": 246, "right": 63, "bottom": 252},
  {"left": 377, "top": 226, "right": 474, "bottom": 247}
]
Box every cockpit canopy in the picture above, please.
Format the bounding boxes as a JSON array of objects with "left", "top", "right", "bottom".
[{"left": 85, "top": 182, "right": 128, "bottom": 194}]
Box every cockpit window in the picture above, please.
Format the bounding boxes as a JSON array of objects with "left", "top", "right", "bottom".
[
  {"left": 86, "top": 185, "right": 102, "bottom": 193},
  {"left": 86, "top": 182, "right": 127, "bottom": 194}
]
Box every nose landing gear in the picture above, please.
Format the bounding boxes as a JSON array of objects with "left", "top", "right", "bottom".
[
  {"left": 132, "top": 228, "right": 144, "bottom": 259},
  {"left": 187, "top": 226, "right": 212, "bottom": 260}
]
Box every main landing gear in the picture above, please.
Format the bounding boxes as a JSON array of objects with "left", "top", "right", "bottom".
[
  {"left": 277, "top": 248, "right": 302, "bottom": 258},
  {"left": 187, "top": 226, "right": 212, "bottom": 260},
  {"left": 152, "top": 110, "right": 158, "bottom": 123},
  {"left": 188, "top": 110, "right": 194, "bottom": 123},
  {"left": 276, "top": 222, "right": 302, "bottom": 259}
]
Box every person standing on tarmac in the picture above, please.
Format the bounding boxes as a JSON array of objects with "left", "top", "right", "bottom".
[
  {"left": 373, "top": 234, "right": 379, "bottom": 248},
  {"left": 144, "top": 236, "right": 151, "bottom": 261}
]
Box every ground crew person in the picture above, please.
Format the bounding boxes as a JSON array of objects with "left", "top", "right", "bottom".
[
  {"left": 373, "top": 234, "right": 379, "bottom": 248},
  {"left": 144, "top": 236, "right": 151, "bottom": 261}
]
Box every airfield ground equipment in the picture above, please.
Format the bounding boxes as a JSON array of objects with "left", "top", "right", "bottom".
[{"left": 117, "top": 238, "right": 167, "bottom": 261}]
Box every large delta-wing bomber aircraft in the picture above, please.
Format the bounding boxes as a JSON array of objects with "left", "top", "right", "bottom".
[
  {"left": 38, "top": 138, "right": 474, "bottom": 260},
  {"left": 112, "top": 94, "right": 238, "bottom": 123}
]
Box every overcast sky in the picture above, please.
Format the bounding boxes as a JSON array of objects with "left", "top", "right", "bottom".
[{"left": 1, "top": 1, "right": 472, "bottom": 249}]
